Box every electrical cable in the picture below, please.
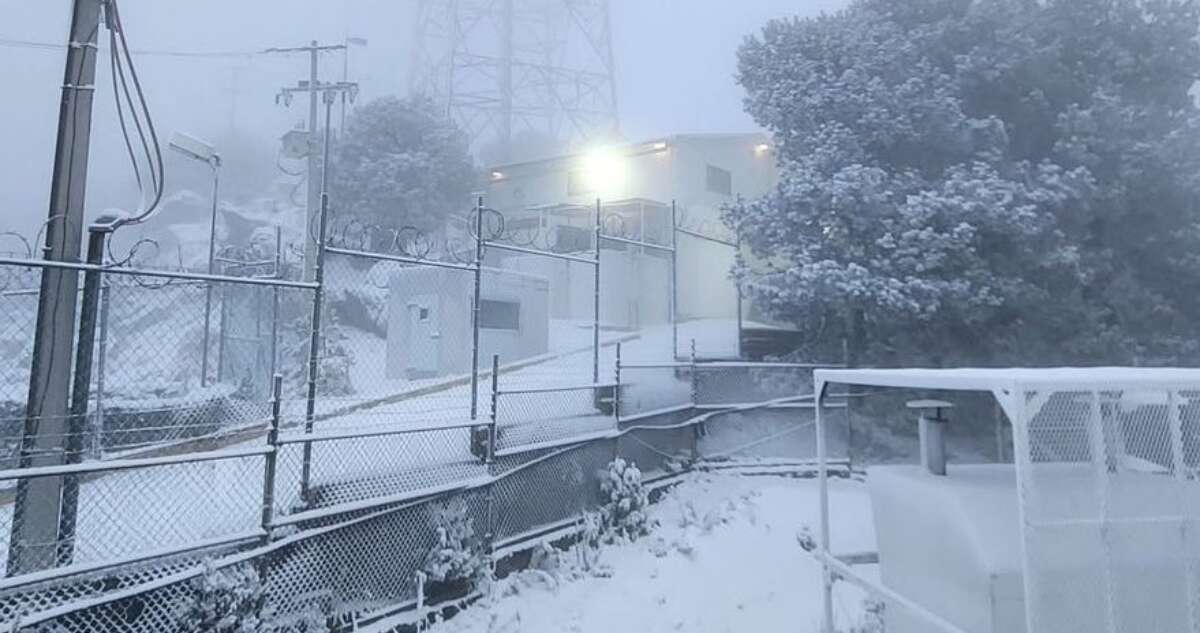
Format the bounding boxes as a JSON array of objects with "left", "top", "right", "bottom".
[
  {"left": 0, "top": 36, "right": 259, "bottom": 59},
  {"left": 107, "top": 0, "right": 166, "bottom": 226}
]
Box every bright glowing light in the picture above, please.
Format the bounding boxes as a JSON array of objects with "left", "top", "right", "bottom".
[
  {"left": 754, "top": 143, "right": 771, "bottom": 154},
  {"left": 651, "top": 141, "right": 668, "bottom": 151},
  {"left": 490, "top": 170, "right": 505, "bottom": 181},
  {"left": 581, "top": 146, "right": 628, "bottom": 196}
]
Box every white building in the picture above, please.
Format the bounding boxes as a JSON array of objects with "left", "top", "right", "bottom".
[{"left": 481, "top": 133, "right": 781, "bottom": 340}]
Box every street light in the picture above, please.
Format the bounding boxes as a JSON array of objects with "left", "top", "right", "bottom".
[{"left": 169, "top": 131, "right": 222, "bottom": 387}]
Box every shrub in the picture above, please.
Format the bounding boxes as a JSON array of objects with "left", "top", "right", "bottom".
[
  {"left": 176, "top": 562, "right": 267, "bottom": 633},
  {"left": 586, "top": 458, "right": 653, "bottom": 545},
  {"left": 422, "top": 497, "right": 490, "bottom": 585}
]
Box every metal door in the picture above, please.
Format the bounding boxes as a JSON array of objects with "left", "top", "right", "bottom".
[{"left": 407, "top": 294, "right": 440, "bottom": 376}]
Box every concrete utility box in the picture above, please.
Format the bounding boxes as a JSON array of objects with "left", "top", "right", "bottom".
[
  {"left": 868, "top": 464, "right": 1026, "bottom": 633},
  {"left": 385, "top": 267, "right": 549, "bottom": 379}
]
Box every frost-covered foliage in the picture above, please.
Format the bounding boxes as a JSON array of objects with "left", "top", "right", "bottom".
[
  {"left": 176, "top": 561, "right": 268, "bottom": 633},
  {"left": 281, "top": 303, "right": 354, "bottom": 397},
  {"left": 330, "top": 96, "right": 476, "bottom": 232},
  {"left": 423, "top": 497, "right": 490, "bottom": 584},
  {"left": 731, "top": 0, "right": 1200, "bottom": 367},
  {"left": 847, "top": 599, "right": 885, "bottom": 633},
  {"left": 586, "top": 458, "right": 653, "bottom": 545}
]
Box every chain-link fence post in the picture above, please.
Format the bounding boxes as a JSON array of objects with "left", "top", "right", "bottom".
[
  {"left": 671, "top": 200, "right": 678, "bottom": 361},
  {"left": 299, "top": 123, "right": 334, "bottom": 504},
  {"left": 216, "top": 279, "right": 228, "bottom": 383},
  {"left": 257, "top": 373, "right": 283, "bottom": 583},
  {"left": 487, "top": 354, "right": 499, "bottom": 472},
  {"left": 470, "top": 196, "right": 484, "bottom": 420},
  {"left": 733, "top": 205, "right": 744, "bottom": 360},
  {"left": 57, "top": 224, "right": 111, "bottom": 566},
  {"left": 614, "top": 342, "right": 622, "bottom": 422},
  {"left": 90, "top": 278, "right": 111, "bottom": 459},
  {"left": 269, "top": 227, "right": 282, "bottom": 383},
  {"left": 689, "top": 338, "right": 698, "bottom": 405},
  {"left": 262, "top": 374, "right": 282, "bottom": 543},
  {"left": 689, "top": 338, "right": 702, "bottom": 457},
  {"left": 592, "top": 199, "right": 601, "bottom": 384}
]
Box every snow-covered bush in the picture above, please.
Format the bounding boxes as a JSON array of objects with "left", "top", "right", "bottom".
[
  {"left": 281, "top": 303, "right": 354, "bottom": 397},
  {"left": 586, "top": 458, "right": 653, "bottom": 545},
  {"left": 423, "top": 497, "right": 490, "bottom": 585},
  {"left": 176, "top": 561, "right": 268, "bottom": 633}
]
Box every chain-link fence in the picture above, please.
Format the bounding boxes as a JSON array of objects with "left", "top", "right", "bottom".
[{"left": 0, "top": 214, "right": 841, "bottom": 632}]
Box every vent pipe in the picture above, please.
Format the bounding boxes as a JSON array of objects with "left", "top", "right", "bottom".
[{"left": 907, "top": 399, "right": 953, "bottom": 476}]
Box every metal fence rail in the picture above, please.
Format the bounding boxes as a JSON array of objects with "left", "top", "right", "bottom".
[{"left": 3, "top": 371, "right": 836, "bottom": 632}]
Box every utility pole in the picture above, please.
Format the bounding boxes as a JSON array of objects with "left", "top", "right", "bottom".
[
  {"left": 278, "top": 80, "right": 358, "bottom": 502},
  {"left": 8, "top": 0, "right": 104, "bottom": 576},
  {"left": 265, "top": 41, "right": 346, "bottom": 282}
]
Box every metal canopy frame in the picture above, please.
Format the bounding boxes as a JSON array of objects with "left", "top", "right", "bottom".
[{"left": 811, "top": 366, "right": 1200, "bottom": 633}]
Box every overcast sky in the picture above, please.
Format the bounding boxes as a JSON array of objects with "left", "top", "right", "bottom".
[{"left": 0, "top": 0, "right": 846, "bottom": 239}]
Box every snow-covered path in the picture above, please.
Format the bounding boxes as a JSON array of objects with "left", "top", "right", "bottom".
[{"left": 424, "top": 474, "right": 876, "bottom": 633}]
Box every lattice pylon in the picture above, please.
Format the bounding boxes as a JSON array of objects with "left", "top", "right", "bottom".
[{"left": 410, "top": 0, "right": 620, "bottom": 160}]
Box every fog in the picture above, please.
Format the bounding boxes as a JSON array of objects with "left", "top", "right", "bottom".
[{"left": 0, "top": 0, "right": 845, "bottom": 242}]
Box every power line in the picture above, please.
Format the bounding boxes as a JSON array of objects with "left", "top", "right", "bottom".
[{"left": 0, "top": 36, "right": 261, "bottom": 59}]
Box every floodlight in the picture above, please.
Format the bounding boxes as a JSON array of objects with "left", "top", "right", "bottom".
[
  {"left": 169, "top": 131, "right": 219, "bottom": 165},
  {"left": 754, "top": 143, "right": 771, "bottom": 154},
  {"left": 581, "top": 146, "right": 627, "bottom": 197},
  {"left": 490, "top": 171, "right": 505, "bottom": 181}
]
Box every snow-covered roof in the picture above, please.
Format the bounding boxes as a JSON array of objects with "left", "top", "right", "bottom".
[{"left": 814, "top": 367, "right": 1200, "bottom": 392}]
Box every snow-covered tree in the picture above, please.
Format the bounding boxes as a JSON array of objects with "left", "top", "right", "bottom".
[
  {"left": 330, "top": 96, "right": 476, "bottom": 232},
  {"left": 730, "top": 0, "right": 1200, "bottom": 366}
]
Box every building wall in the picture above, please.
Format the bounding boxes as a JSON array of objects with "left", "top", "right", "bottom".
[
  {"left": 502, "top": 248, "right": 671, "bottom": 330},
  {"left": 385, "top": 267, "right": 549, "bottom": 379}
]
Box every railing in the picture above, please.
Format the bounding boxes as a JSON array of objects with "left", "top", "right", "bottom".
[{"left": 0, "top": 344, "right": 841, "bottom": 631}]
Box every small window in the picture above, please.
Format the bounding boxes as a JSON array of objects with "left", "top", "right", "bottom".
[
  {"left": 706, "top": 164, "right": 733, "bottom": 196},
  {"left": 479, "top": 299, "right": 520, "bottom": 331},
  {"left": 567, "top": 169, "right": 592, "bottom": 196},
  {"left": 418, "top": 307, "right": 430, "bottom": 321}
]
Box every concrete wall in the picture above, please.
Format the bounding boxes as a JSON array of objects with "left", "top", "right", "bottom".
[{"left": 386, "top": 267, "right": 549, "bottom": 379}]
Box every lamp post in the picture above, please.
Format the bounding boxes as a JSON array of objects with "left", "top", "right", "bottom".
[{"left": 169, "top": 132, "right": 222, "bottom": 387}]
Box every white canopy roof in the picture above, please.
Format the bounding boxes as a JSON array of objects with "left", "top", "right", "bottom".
[{"left": 814, "top": 367, "right": 1200, "bottom": 392}]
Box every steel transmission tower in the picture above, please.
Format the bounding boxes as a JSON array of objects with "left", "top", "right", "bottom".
[{"left": 411, "top": 0, "right": 620, "bottom": 161}]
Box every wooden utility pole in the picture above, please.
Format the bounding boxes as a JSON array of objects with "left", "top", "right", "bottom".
[{"left": 8, "top": 0, "right": 105, "bottom": 576}]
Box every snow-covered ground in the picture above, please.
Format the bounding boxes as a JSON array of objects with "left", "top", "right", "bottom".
[{"left": 422, "top": 473, "right": 876, "bottom": 633}]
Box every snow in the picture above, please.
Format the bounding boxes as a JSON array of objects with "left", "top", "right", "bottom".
[{"left": 419, "top": 473, "right": 876, "bottom": 633}]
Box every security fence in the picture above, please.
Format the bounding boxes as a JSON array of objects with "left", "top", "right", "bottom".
[
  {"left": 0, "top": 198, "right": 836, "bottom": 632},
  {"left": 0, "top": 340, "right": 840, "bottom": 632}
]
